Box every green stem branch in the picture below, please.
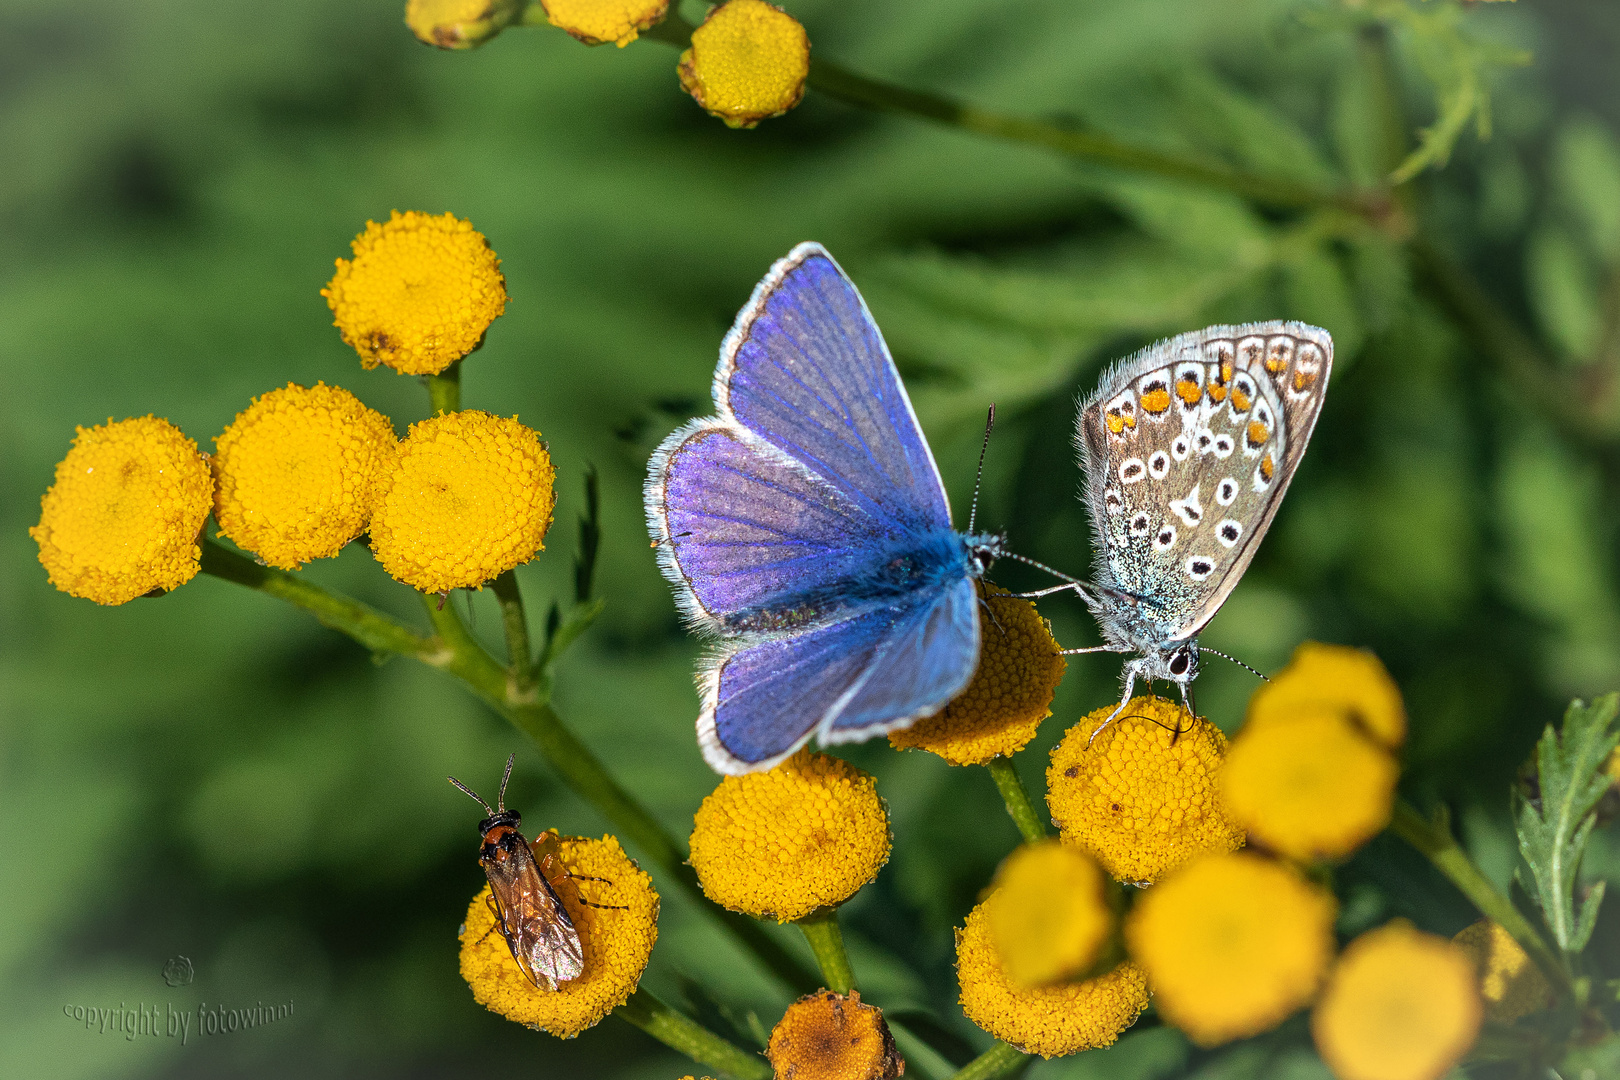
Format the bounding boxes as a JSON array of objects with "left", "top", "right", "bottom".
[
  {"left": 949, "top": 1041, "right": 1031, "bottom": 1080},
  {"left": 797, "top": 908, "right": 855, "bottom": 994},
  {"left": 426, "top": 360, "right": 462, "bottom": 414},
  {"left": 986, "top": 757, "right": 1047, "bottom": 844},
  {"left": 616, "top": 988, "right": 770, "bottom": 1080},
  {"left": 491, "top": 570, "right": 537, "bottom": 699}
]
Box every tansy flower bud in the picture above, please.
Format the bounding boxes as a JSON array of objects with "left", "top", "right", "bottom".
[
  {"left": 677, "top": 0, "right": 809, "bottom": 129},
  {"left": 1451, "top": 919, "right": 1552, "bottom": 1024},
  {"left": 211, "top": 382, "right": 396, "bottom": 571},
  {"left": 32, "top": 416, "right": 213, "bottom": 605},
  {"left": 1125, "top": 852, "right": 1336, "bottom": 1046},
  {"left": 957, "top": 896, "right": 1148, "bottom": 1057},
  {"left": 766, "top": 990, "right": 904, "bottom": 1080},
  {"left": 1312, "top": 921, "right": 1482, "bottom": 1080},
  {"left": 540, "top": 0, "right": 668, "bottom": 47},
  {"left": 459, "top": 832, "right": 658, "bottom": 1038},
  {"left": 369, "top": 410, "right": 555, "bottom": 593},
  {"left": 1046, "top": 697, "right": 1244, "bottom": 883},
  {"left": 986, "top": 841, "right": 1112, "bottom": 988},
  {"left": 323, "top": 211, "right": 507, "bottom": 375},
  {"left": 889, "top": 584, "right": 1066, "bottom": 764},
  {"left": 1247, "top": 642, "right": 1406, "bottom": 748},
  {"left": 689, "top": 751, "right": 890, "bottom": 922},
  {"left": 405, "top": 0, "right": 524, "bottom": 49}
]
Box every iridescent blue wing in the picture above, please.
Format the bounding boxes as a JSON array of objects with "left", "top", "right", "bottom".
[{"left": 698, "top": 579, "right": 979, "bottom": 774}]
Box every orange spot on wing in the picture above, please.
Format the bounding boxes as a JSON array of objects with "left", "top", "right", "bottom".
[
  {"left": 1260, "top": 454, "right": 1275, "bottom": 481},
  {"left": 1231, "top": 386, "right": 1252, "bottom": 412},
  {"left": 1106, "top": 412, "right": 1126, "bottom": 435},
  {"left": 1206, "top": 383, "right": 1228, "bottom": 403},
  {"left": 1247, "top": 420, "right": 1269, "bottom": 447},
  {"left": 1176, "top": 377, "right": 1202, "bottom": 405},
  {"left": 1293, "top": 367, "right": 1318, "bottom": 391},
  {"left": 1141, "top": 389, "right": 1171, "bottom": 414}
]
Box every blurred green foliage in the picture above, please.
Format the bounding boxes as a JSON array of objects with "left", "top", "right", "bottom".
[{"left": 3, "top": 0, "right": 1619, "bottom": 1077}]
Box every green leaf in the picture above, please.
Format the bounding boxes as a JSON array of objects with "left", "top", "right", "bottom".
[
  {"left": 540, "top": 597, "right": 607, "bottom": 672},
  {"left": 1514, "top": 693, "right": 1620, "bottom": 955}
]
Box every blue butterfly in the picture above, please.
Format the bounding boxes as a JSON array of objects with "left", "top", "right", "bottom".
[{"left": 645, "top": 243, "right": 1003, "bottom": 774}]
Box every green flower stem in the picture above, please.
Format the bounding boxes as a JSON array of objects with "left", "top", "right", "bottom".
[
  {"left": 615, "top": 987, "right": 771, "bottom": 1080},
  {"left": 986, "top": 757, "right": 1048, "bottom": 844},
  {"left": 490, "top": 570, "right": 537, "bottom": 698},
  {"left": 949, "top": 1041, "right": 1031, "bottom": 1080},
  {"left": 426, "top": 361, "right": 461, "bottom": 414},
  {"left": 1388, "top": 798, "right": 1571, "bottom": 995},
  {"left": 796, "top": 907, "right": 855, "bottom": 994}
]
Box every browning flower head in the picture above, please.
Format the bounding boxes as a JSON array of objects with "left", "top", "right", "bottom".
[
  {"left": 1046, "top": 697, "right": 1244, "bottom": 883},
  {"left": 1313, "top": 921, "right": 1482, "bottom": 1080},
  {"left": 688, "top": 751, "right": 890, "bottom": 922},
  {"left": 957, "top": 897, "right": 1148, "bottom": 1057},
  {"left": 766, "top": 989, "right": 903, "bottom": 1080},
  {"left": 211, "top": 382, "right": 396, "bottom": 570},
  {"left": 1125, "top": 852, "right": 1336, "bottom": 1046},
  {"left": 459, "top": 832, "right": 658, "bottom": 1038},
  {"left": 32, "top": 416, "right": 213, "bottom": 605},
  {"left": 323, "top": 210, "right": 507, "bottom": 375},
  {"left": 889, "top": 583, "right": 1066, "bottom": 765},
  {"left": 1452, "top": 919, "right": 1551, "bottom": 1024},
  {"left": 369, "top": 409, "right": 555, "bottom": 593},
  {"left": 1247, "top": 642, "right": 1406, "bottom": 748},
  {"left": 1220, "top": 706, "right": 1397, "bottom": 862},
  {"left": 541, "top": 0, "right": 668, "bottom": 46},
  {"left": 986, "top": 841, "right": 1112, "bottom": 988},
  {"left": 405, "top": 0, "right": 523, "bottom": 48},
  {"left": 677, "top": 0, "right": 809, "bottom": 129}
]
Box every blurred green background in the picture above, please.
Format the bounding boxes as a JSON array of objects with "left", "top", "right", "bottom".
[{"left": 4, "top": 0, "right": 1619, "bottom": 1077}]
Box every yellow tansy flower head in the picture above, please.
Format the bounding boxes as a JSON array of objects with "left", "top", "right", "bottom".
[
  {"left": 677, "top": 0, "right": 809, "bottom": 129},
  {"left": 1248, "top": 642, "right": 1406, "bottom": 748},
  {"left": 369, "top": 410, "right": 555, "bottom": 593},
  {"left": 689, "top": 751, "right": 890, "bottom": 922},
  {"left": 889, "top": 584, "right": 1066, "bottom": 765},
  {"left": 541, "top": 0, "right": 668, "bottom": 47},
  {"left": 766, "top": 990, "right": 904, "bottom": 1080},
  {"left": 323, "top": 210, "right": 507, "bottom": 375},
  {"left": 459, "top": 832, "right": 658, "bottom": 1039},
  {"left": 1313, "top": 921, "right": 1482, "bottom": 1080},
  {"left": 406, "top": 0, "right": 523, "bottom": 48},
  {"left": 1047, "top": 697, "right": 1244, "bottom": 883},
  {"left": 1452, "top": 919, "right": 1551, "bottom": 1024},
  {"left": 957, "top": 896, "right": 1148, "bottom": 1057},
  {"left": 986, "top": 841, "right": 1112, "bottom": 988},
  {"left": 212, "top": 382, "right": 396, "bottom": 571},
  {"left": 1221, "top": 706, "right": 1397, "bottom": 863},
  {"left": 32, "top": 416, "right": 213, "bottom": 606},
  {"left": 1125, "top": 852, "right": 1336, "bottom": 1047}
]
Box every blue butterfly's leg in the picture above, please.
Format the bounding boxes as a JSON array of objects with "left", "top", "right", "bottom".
[
  {"left": 978, "top": 594, "right": 1006, "bottom": 639},
  {"left": 1087, "top": 662, "right": 1142, "bottom": 746}
]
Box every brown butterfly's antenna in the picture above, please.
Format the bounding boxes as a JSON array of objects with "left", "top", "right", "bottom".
[
  {"left": 496, "top": 752, "right": 515, "bottom": 812},
  {"left": 1199, "top": 647, "right": 1270, "bottom": 682},
  {"left": 967, "top": 404, "right": 994, "bottom": 535},
  {"left": 447, "top": 774, "right": 496, "bottom": 816}
]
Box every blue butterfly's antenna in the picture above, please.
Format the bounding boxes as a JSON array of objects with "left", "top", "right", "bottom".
[
  {"left": 967, "top": 404, "right": 994, "bottom": 535},
  {"left": 1198, "top": 647, "right": 1270, "bottom": 682}
]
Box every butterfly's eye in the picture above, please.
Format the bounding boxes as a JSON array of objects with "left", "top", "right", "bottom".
[{"left": 1169, "top": 650, "right": 1191, "bottom": 676}]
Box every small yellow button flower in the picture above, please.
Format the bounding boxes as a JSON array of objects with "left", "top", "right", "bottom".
[
  {"left": 677, "top": 0, "right": 809, "bottom": 129},
  {"left": 32, "top": 416, "right": 213, "bottom": 606},
  {"left": 1452, "top": 919, "right": 1552, "bottom": 1023},
  {"left": 406, "top": 0, "right": 523, "bottom": 49},
  {"left": 540, "top": 0, "right": 668, "bottom": 47},
  {"left": 689, "top": 751, "right": 890, "bottom": 922},
  {"left": 986, "top": 841, "right": 1112, "bottom": 988},
  {"left": 212, "top": 382, "right": 397, "bottom": 571},
  {"left": 1313, "top": 921, "right": 1482, "bottom": 1080},
  {"left": 1247, "top": 642, "right": 1406, "bottom": 748},
  {"left": 766, "top": 990, "right": 904, "bottom": 1080},
  {"left": 1220, "top": 707, "right": 1397, "bottom": 862},
  {"left": 890, "top": 584, "right": 1065, "bottom": 764},
  {"left": 957, "top": 896, "right": 1148, "bottom": 1057},
  {"left": 369, "top": 410, "right": 555, "bottom": 593},
  {"left": 1047, "top": 697, "right": 1244, "bottom": 883},
  {"left": 323, "top": 210, "right": 507, "bottom": 375},
  {"left": 459, "top": 832, "right": 658, "bottom": 1039},
  {"left": 1125, "top": 852, "right": 1336, "bottom": 1046}
]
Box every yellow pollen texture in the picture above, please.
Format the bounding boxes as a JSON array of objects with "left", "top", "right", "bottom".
[
  {"left": 1246, "top": 641, "right": 1407, "bottom": 748},
  {"left": 322, "top": 210, "right": 507, "bottom": 375},
  {"left": 32, "top": 415, "right": 213, "bottom": 606},
  {"left": 889, "top": 583, "right": 1065, "bottom": 764},
  {"left": 1126, "top": 852, "right": 1337, "bottom": 1046},
  {"left": 986, "top": 841, "right": 1112, "bottom": 988},
  {"left": 212, "top": 382, "right": 397, "bottom": 570},
  {"left": 1046, "top": 697, "right": 1244, "bottom": 883},
  {"left": 677, "top": 0, "right": 809, "bottom": 129},
  {"left": 459, "top": 832, "right": 658, "bottom": 1039},
  {"left": 541, "top": 0, "right": 668, "bottom": 46},
  {"left": 766, "top": 990, "right": 903, "bottom": 1080},
  {"left": 689, "top": 751, "right": 890, "bottom": 922},
  {"left": 1313, "top": 921, "right": 1482, "bottom": 1080},
  {"left": 1452, "top": 919, "right": 1551, "bottom": 1023},
  {"left": 369, "top": 410, "right": 555, "bottom": 593},
  {"left": 958, "top": 897, "right": 1148, "bottom": 1058}
]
